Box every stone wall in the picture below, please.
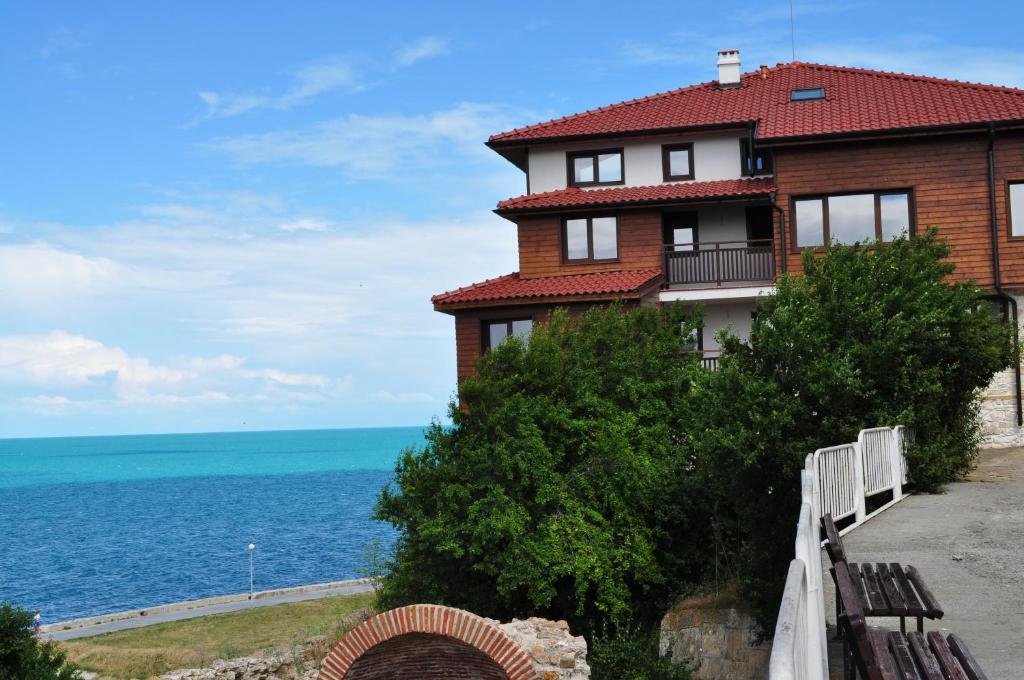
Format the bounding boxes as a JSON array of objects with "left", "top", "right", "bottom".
[
  {"left": 157, "top": 635, "right": 331, "bottom": 680},
  {"left": 979, "top": 292, "right": 1024, "bottom": 449},
  {"left": 500, "top": 617, "right": 589, "bottom": 680},
  {"left": 659, "top": 591, "right": 769, "bottom": 680}
]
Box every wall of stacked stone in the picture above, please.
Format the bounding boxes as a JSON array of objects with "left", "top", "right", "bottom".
[
  {"left": 659, "top": 591, "right": 769, "bottom": 680},
  {"left": 979, "top": 293, "right": 1024, "bottom": 449}
]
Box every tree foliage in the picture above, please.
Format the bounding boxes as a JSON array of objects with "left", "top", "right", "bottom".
[
  {"left": 695, "top": 230, "right": 1014, "bottom": 628},
  {"left": 374, "top": 304, "right": 706, "bottom": 635},
  {"left": 0, "top": 602, "right": 77, "bottom": 680},
  {"left": 374, "top": 230, "right": 1013, "bottom": 644}
]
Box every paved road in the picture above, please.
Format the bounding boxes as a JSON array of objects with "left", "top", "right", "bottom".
[
  {"left": 823, "top": 447, "right": 1024, "bottom": 680},
  {"left": 45, "top": 581, "right": 374, "bottom": 641}
]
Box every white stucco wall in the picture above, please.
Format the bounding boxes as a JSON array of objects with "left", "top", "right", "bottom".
[
  {"left": 527, "top": 134, "right": 746, "bottom": 194},
  {"left": 694, "top": 205, "right": 749, "bottom": 244},
  {"left": 700, "top": 300, "right": 756, "bottom": 352}
]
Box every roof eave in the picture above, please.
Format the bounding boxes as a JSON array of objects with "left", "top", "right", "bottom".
[
  {"left": 494, "top": 192, "right": 774, "bottom": 218},
  {"left": 486, "top": 121, "right": 756, "bottom": 150},
  {"left": 759, "top": 119, "right": 1024, "bottom": 147}
]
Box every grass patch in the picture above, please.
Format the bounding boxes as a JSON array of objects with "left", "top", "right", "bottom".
[{"left": 60, "top": 591, "right": 375, "bottom": 679}]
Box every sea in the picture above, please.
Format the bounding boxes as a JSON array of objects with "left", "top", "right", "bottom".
[{"left": 0, "top": 426, "right": 427, "bottom": 623}]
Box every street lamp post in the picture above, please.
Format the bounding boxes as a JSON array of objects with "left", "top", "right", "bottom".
[{"left": 247, "top": 543, "right": 256, "bottom": 600}]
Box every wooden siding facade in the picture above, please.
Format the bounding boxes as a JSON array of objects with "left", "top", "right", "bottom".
[{"left": 445, "top": 129, "right": 1024, "bottom": 383}]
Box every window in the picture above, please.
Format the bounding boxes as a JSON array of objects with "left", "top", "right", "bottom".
[
  {"left": 485, "top": 319, "right": 533, "bottom": 350},
  {"left": 662, "top": 143, "right": 695, "bottom": 181},
  {"left": 790, "top": 87, "right": 825, "bottom": 101},
  {"left": 681, "top": 324, "right": 702, "bottom": 352},
  {"left": 1009, "top": 182, "right": 1024, "bottom": 237},
  {"left": 563, "top": 216, "right": 618, "bottom": 261},
  {"left": 793, "top": 191, "right": 912, "bottom": 249},
  {"left": 567, "top": 149, "right": 623, "bottom": 186},
  {"left": 663, "top": 212, "right": 698, "bottom": 251},
  {"left": 740, "top": 139, "right": 773, "bottom": 176}
]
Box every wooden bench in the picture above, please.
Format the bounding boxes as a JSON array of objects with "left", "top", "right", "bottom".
[
  {"left": 823, "top": 513, "right": 943, "bottom": 633},
  {"left": 832, "top": 559, "right": 989, "bottom": 680}
]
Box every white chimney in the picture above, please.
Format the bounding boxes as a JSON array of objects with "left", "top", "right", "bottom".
[{"left": 717, "top": 49, "right": 741, "bottom": 88}]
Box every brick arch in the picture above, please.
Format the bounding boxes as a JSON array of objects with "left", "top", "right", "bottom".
[{"left": 319, "top": 604, "right": 536, "bottom": 680}]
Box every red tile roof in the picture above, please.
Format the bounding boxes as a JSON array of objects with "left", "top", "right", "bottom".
[
  {"left": 496, "top": 178, "right": 774, "bottom": 214},
  {"left": 489, "top": 62, "right": 1024, "bottom": 145},
  {"left": 432, "top": 268, "right": 663, "bottom": 307}
]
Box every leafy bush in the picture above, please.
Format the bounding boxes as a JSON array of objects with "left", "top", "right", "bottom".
[
  {"left": 374, "top": 230, "right": 1011, "bottom": 642},
  {"left": 374, "top": 304, "right": 707, "bottom": 634},
  {"left": 589, "top": 625, "right": 689, "bottom": 680},
  {"left": 695, "top": 230, "right": 1014, "bottom": 629},
  {"left": 0, "top": 602, "right": 77, "bottom": 680}
]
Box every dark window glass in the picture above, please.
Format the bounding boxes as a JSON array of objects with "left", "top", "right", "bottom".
[
  {"left": 681, "top": 324, "right": 701, "bottom": 352},
  {"left": 662, "top": 143, "right": 694, "bottom": 181},
  {"left": 795, "top": 199, "right": 825, "bottom": 248},
  {"left": 598, "top": 153, "right": 622, "bottom": 182},
  {"left": 564, "top": 216, "right": 618, "bottom": 262},
  {"left": 486, "top": 319, "right": 533, "bottom": 350},
  {"left": 568, "top": 150, "right": 623, "bottom": 186},
  {"left": 828, "top": 194, "right": 875, "bottom": 244},
  {"left": 791, "top": 87, "right": 825, "bottom": 101},
  {"left": 591, "top": 217, "right": 618, "bottom": 259},
  {"left": 880, "top": 193, "right": 911, "bottom": 241},
  {"left": 794, "top": 191, "right": 913, "bottom": 249},
  {"left": 1010, "top": 183, "right": 1024, "bottom": 237},
  {"left": 740, "top": 139, "right": 773, "bottom": 176},
  {"left": 573, "top": 157, "right": 594, "bottom": 184},
  {"left": 669, "top": 227, "right": 695, "bottom": 251},
  {"left": 565, "top": 218, "right": 589, "bottom": 259}
]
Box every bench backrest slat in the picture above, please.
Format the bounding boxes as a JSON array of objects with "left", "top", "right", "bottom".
[
  {"left": 822, "top": 513, "right": 847, "bottom": 564},
  {"left": 832, "top": 562, "right": 885, "bottom": 679}
]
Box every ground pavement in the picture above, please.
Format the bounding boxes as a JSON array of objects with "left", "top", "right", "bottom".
[{"left": 823, "top": 447, "right": 1024, "bottom": 680}]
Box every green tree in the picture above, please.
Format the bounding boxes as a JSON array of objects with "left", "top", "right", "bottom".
[
  {"left": 374, "top": 304, "right": 707, "bottom": 635},
  {"left": 0, "top": 602, "right": 77, "bottom": 680},
  {"left": 695, "top": 230, "right": 1014, "bottom": 629}
]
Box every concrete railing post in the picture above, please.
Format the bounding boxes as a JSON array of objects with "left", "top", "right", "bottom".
[{"left": 852, "top": 442, "right": 866, "bottom": 524}]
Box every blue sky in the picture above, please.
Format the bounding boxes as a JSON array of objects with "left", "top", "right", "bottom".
[{"left": 2, "top": 1, "right": 1023, "bottom": 437}]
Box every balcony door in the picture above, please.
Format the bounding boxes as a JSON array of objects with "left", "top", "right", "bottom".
[{"left": 663, "top": 212, "right": 699, "bottom": 252}]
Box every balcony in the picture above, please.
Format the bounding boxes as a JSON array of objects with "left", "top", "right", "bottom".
[{"left": 663, "top": 239, "right": 775, "bottom": 288}]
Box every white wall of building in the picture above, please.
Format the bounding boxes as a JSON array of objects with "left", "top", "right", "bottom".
[
  {"left": 527, "top": 134, "right": 746, "bottom": 194},
  {"left": 700, "top": 300, "right": 756, "bottom": 352},
  {"left": 695, "top": 205, "right": 749, "bottom": 244}
]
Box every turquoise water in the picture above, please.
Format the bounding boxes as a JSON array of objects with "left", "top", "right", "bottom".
[{"left": 0, "top": 427, "right": 426, "bottom": 622}]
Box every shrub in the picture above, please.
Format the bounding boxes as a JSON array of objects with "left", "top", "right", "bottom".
[
  {"left": 0, "top": 602, "right": 77, "bottom": 680},
  {"left": 374, "top": 303, "right": 707, "bottom": 635},
  {"left": 589, "top": 625, "right": 689, "bottom": 680},
  {"left": 696, "top": 230, "right": 1014, "bottom": 630}
]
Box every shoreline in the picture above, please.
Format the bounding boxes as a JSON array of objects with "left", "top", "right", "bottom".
[{"left": 42, "top": 578, "right": 375, "bottom": 637}]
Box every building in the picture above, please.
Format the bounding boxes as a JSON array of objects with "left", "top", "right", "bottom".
[{"left": 431, "top": 50, "right": 1024, "bottom": 447}]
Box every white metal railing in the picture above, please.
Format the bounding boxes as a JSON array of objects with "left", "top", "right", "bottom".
[{"left": 769, "top": 425, "right": 912, "bottom": 680}]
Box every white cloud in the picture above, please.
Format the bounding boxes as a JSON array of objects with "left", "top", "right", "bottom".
[
  {"left": 369, "top": 390, "right": 437, "bottom": 404},
  {"left": 279, "top": 218, "right": 331, "bottom": 233},
  {"left": 0, "top": 331, "right": 334, "bottom": 407},
  {"left": 205, "top": 103, "right": 528, "bottom": 178},
  {"left": 394, "top": 36, "right": 450, "bottom": 67},
  {"left": 193, "top": 37, "right": 449, "bottom": 123}
]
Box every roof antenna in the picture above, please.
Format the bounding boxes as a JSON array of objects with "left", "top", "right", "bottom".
[{"left": 789, "top": 0, "right": 796, "bottom": 61}]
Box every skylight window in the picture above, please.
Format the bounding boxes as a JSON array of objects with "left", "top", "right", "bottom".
[{"left": 791, "top": 87, "right": 825, "bottom": 101}]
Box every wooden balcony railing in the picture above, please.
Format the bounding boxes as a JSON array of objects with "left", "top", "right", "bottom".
[{"left": 664, "top": 239, "right": 774, "bottom": 287}]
